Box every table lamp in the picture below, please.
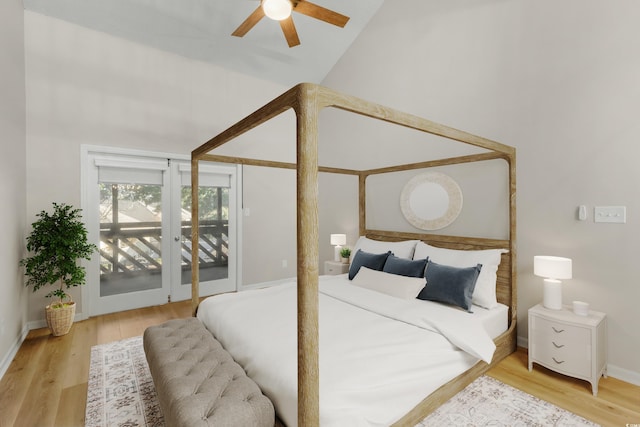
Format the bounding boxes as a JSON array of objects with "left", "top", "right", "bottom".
[
  {"left": 534, "top": 255, "right": 572, "bottom": 310},
  {"left": 330, "top": 234, "right": 346, "bottom": 262}
]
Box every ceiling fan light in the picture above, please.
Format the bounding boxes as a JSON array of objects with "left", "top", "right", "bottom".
[{"left": 262, "top": 0, "right": 292, "bottom": 21}]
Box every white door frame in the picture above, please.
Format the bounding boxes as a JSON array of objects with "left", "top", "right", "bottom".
[{"left": 81, "top": 145, "right": 243, "bottom": 317}]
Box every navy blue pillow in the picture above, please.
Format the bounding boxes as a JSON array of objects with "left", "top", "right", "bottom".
[
  {"left": 383, "top": 255, "right": 428, "bottom": 278},
  {"left": 348, "top": 250, "right": 392, "bottom": 280},
  {"left": 417, "top": 260, "right": 482, "bottom": 312}
]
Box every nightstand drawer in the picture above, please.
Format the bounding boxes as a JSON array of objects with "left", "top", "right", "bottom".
[{"left": 532, "top": 316, "right": 590, "bottom": 376}]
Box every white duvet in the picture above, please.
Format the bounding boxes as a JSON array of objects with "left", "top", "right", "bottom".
[{"left": 197, "top": 274, "right": 496, "bottom": 427}]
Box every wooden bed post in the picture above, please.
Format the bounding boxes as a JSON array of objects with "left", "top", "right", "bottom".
[
  {"left": 296, "top": 84, "right": 320, "bottom": 427},
  {"left": 358, "top": 173, "right": 366, "bottom": 236},
  {"left": 508, "top": 152, "right": 517, "bottom": 332},
  {"left": 191, "top": 157, "right": 200, "bottom": 317}
]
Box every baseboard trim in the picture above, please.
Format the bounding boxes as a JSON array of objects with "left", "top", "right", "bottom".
[
  {"left": 0, "top": 323, "right": 29, "bottom": 381},
  {"left": 517, "top": 335, "right": 529, "bottom": 349},
  {"left": 517, "top": 334, "right": 640, "bottom": 386},
  {"left": 27, "top": 311, "right": 85, "bottom": 331},
  {"left": 27, "top": 319, "right": 46, "bottom": 330},
  {"left": 607, "top": 364, "right": 640, "bottom": 386}
]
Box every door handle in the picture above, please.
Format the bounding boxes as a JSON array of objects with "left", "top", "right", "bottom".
[{"left": 174, "top": 236, "right": 181, "bottom": 242}]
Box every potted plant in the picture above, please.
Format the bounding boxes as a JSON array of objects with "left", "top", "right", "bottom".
[
  {"left": 20, "top": 203, "right": 97, "bottom": 336},
  {"left": 339, "top": 247, "right": 351, "bottom": 264}
]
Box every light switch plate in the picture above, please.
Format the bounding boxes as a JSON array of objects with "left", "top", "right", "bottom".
[{"left": 594, "top": 206, "right": 626, "bottom": 223}]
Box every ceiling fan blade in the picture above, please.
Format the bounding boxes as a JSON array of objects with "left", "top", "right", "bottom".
[
  {"left": 293, "top": 1, "right": 349, "bottom": 28},
  {"left": 232, "top": 5, "right": 265, "bottom": 37},
  {"left": 280, "top": 16, "right": 300, "bottom": 47}
]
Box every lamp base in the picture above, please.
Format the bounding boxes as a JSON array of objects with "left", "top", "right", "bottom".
[
  {"left": 543, "top": 279, "right": 562, "bottom": 310},
  {"left": 334, "top": 245, "right": 342, "bottom": 262}
]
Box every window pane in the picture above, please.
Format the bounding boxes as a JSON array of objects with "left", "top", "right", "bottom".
[
  {"left": 180, "top": 186, "right": 229, "bottom": 285},
  {"left": 99, "top": 183, "right": 163, "bottom": 296}
]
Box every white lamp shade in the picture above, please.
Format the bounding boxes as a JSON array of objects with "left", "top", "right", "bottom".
[
  {"left": 262, "top": 0, "right": 292, "bottom": 20},
  {"left": 330, "top": 234, "right": 346, "bottom": 246},
  {"left": 534, "top": 256, "right": 572, "bottom": 280}
]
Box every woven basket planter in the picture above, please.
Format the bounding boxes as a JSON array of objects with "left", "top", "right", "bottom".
[{"left": 45, "top": 302, "right": 76, "bottom": 336}]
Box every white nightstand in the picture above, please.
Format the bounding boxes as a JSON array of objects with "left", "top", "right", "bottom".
[
  {"left": 528, "top": 303, "right": 607, "bottom": 396},
  {"left": 324, "top": 261, "right": 349, "bottom": 275}
]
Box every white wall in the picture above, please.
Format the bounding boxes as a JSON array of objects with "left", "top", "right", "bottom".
[
  {"left": 0, "top": 0, "right": 28, "bottom": 377},
  {"left": 322, "top": 0, "right": 640, "bottom": 382},
  {"left": 24, "top": 11, "right": 292, "bottom": 322}
]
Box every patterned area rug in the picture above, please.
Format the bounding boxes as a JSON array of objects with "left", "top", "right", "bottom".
[
  {"left": 86, "top": 336, "right": 164, "bottom": 427},
  {"left": 419, "top": 375, "right": 600, "bottom": 427},
  {"left": 86, "top": 337, "right": 599, "bottom": 427}
]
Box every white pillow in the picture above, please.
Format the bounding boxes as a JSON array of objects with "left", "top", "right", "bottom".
[
  {"left": 353, "top": 236, "right": 419, "bottom": 259},
  {"left": 352, "top": 267, "right": 426, "bottom": 300},
  {"left": 413, "top": 241, "right": 508, "bottom": 309}
]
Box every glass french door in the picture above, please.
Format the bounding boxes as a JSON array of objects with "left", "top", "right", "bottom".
[
  {"left": 169, "top": 161, "right": 237, "bottom": 301},
  {"left": 84, "top": 151, "right": 238, "bottom": 316}
]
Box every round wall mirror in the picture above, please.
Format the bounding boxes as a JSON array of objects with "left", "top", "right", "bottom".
[{"left": 400, "top": 172, "right": 463, "bottom": 230}]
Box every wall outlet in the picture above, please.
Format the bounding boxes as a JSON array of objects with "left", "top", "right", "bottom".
[{"left": 594, "top": 206, "right": 626, "bottom": 223}]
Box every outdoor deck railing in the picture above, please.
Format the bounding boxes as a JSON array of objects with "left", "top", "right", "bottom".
[{"left": 99, "top": 220, "right": 228, "bottom": 278}]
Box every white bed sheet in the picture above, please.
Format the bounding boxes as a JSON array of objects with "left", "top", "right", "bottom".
[
  {"left": 337, "top": 272, "right": 509, "bottom": 340},
  {"left": 472, "top": 300, "right": 509, "bottom": 340},
  {"left": 197, "top": 274, "right": 503, "bottom": 427}
]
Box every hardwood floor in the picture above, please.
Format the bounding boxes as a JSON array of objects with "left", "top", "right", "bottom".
[
  {"left": 0, "top": 301, "right": 192, "bottom": 427},
  {"left": 1, "top": 302, "right": 638, "bottom": 426},
  {"left": 488, "top": 348, "right": 640, "bottom": 427}
]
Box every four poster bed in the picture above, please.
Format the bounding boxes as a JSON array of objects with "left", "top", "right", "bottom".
[{"left": 189, "top": 83, "right": 517, "bottom": 426}]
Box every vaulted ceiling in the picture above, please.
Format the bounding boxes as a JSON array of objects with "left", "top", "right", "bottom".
[{"left": 23, "top": 0, "right": 385, "bottom": 86}]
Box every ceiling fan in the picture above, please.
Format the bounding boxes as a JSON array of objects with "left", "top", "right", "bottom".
[{"left": 232, "top": 0, "right": 350, "bottom": 48}]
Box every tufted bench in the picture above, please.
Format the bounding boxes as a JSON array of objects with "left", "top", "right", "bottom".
[{"left": 143, "top": 318, "right": 275, "bottom": 427}]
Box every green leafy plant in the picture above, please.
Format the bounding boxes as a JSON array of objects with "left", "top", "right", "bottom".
[
  {"left": 20, "top": 203, "right": 97, "bottom": 307},
  {"left": 339, "top": 247, "right": 351, "bottom": 259}
]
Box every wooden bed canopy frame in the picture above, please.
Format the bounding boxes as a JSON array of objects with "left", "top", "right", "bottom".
[{"left": 190, "top": 83, "right": 517, "bottom": 427}]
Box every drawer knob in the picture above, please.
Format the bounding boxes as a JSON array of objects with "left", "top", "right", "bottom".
[
  {"left": 552, "top": 357, "right": 565, "bottom": 364},
  {"left": 552, "top": 327, "right": 565, "bottom": 333},
  {"left": 552, "top": 342, "right": 565, "bottom": 349}
]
